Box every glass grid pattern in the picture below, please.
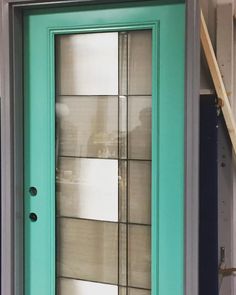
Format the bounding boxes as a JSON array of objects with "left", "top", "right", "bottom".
[{"left": 56, "top": 30, "right": 152, "bottom": 295}]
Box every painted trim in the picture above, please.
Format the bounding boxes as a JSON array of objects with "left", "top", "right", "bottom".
[
  {"left": 7, "top": 0, "right": 185, "bottom": 6},
  {"left": 184, "top": 1, "right": 200, "bottom": 295},
  {"left": 50, "top": 22, "right": 159, "bottom": 295}
]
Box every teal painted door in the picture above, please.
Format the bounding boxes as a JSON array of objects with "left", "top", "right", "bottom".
[{"left": 24, "top": 2, "right": 185, "bottom": 295}]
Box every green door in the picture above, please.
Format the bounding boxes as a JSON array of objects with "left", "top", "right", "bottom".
[{"left": 24, "top": 2, "right": 185, "bottom": 295}]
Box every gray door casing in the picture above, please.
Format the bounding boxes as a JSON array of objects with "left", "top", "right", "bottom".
[{"left": 0, "top": 1, "right": 200, "bottom": 295}]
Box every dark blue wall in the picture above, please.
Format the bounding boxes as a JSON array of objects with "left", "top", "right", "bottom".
[{"left": 199, "top": 95, "right": 218, "bottom": 295}]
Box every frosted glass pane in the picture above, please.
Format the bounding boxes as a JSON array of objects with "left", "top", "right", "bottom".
[
  {"left": 57, "top": 218, "right": 118, "bottom": 284},
  {"left": 128, "top": 225, "right": 151, "bottom": 289},
  {"left": 119, "top": 287, "right": 127, "bottom": 295},
  {"left": 57, "top": 158, "right": 118, "bottom": 222},
  {"left": 56, "top": 96, "right": 118, "bottom": 158},
  {"left": 128, "top": 96, "right": 152, "bottom": 159},
  {"left": 56, "top": 33, "right": 118, "bottom": 95},
  {"left": 58, "top": 278, "right": 118, "bottom": 295},
  {"left": 128, "top": 31, "right": 152, "bottom": 95},
  {"left": 129, "top": 161, "right": 151, "bottom": 225},
  {"left": 129, "top": 288, "right": 151, "bottom": 295},
  {"left": 119, "top": 287, "right": 150, "bottom": 295}
]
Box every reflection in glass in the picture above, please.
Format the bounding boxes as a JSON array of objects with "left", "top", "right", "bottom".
[
  {"left": 128, "top": 96, "right": 152, "bottom": 159},
  {"left": 56, "top": 30, "right": 152, "bottom": 295},
  {"left": 56, "top": 96, "right": 118, "bottom": 158},
  {"left": 57, "top": 158, "right": 118, "bottom": 222}
]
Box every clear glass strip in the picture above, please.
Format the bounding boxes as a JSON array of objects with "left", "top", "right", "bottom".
[
  {"left": 119, "top": 223, "right": 127, "bottom": 286},
  {"left": 119, "top": 32, "right": 128, "bottom": 96},
  {"left": 119, "top": 160, "right": 127, "bottom": 223},
  {"left": 119, "top": 95, "right": 128, "bottom": 159}
]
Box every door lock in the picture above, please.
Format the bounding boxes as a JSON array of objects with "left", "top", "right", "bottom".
[
  {"left": 29, "top": 212, "right": 38, "bottom": 222},
  {"left": 29, "top": 186, "right": 37, "bottom": 196}
]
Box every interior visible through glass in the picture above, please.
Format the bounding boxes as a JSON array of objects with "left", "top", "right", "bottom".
[{"left": 56, "top": 30, "right": 152, "bottom": 295}]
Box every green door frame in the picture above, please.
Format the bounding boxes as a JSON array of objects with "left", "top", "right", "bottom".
[{"left": 24, "top": 2, "right": 185, "bottom": 295}]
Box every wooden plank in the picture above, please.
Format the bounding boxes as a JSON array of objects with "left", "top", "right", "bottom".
[
  {"left": 217, "top": 3, "right": 234, "bottom": 102},
  {"left": 201, "top": 9, "right": 236, "bottom": 155}
]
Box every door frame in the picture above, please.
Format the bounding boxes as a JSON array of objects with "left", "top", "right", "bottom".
[
  {"left": 24, "top": 3, "right": 185, "bottom": 293},
  {"left": 0, "top": 1, "right": 200, "bottom": 295}
]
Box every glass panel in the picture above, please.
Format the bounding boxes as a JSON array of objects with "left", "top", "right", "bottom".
[
  {"left": 58, "top": 278, "right": 118, "bottom": 295},
  {"left": 128, "top": 161, "right": 151, "bottom": 225},
  {"left": 128, "top": 96, "right": 152, "bottom": 160},
  {"left": 119, "top": 95, "right": 128, "bottom": 159},
  {"left": 119, "top": 287, "right": 127, "bottom": 295},
  {"left": 57, "top": 158, "right": 118, "bottom": 222},
  {"left": 119, "top": 223, "right": 127, "bottom": 286},
  {"left": 56, "top": 33, "right": 118, "bottom": 95},
  {"left": 57, "top": 218, "right": 118, "bottom": 284},
  {"left": 56, "top": 96, "right": 118, "bottom": 158},
  {"left": 128, "top": 225, "right": 151, "bottom": 289},
  {"left": 119, "top": 160, "right": 127, "bottom": 223},
  {"left": 56, "top": 30, "right": 152, "bottom": 295},
  {"left": 128, "top": 31, "right": 152, "bottom": 95},
  {"left": 128, "top": 288, "right": 151, "bottom": 295},
  {"left": 119, "top": 32, "right": 128, "bottom": 96}
]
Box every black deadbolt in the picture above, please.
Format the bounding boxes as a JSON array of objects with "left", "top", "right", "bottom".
[
  {"left": 29, "top": 212, "right": 38, "bottom": 222},
  {"left": 29, "top": 187, "right": 37, "bottom": 196}
]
